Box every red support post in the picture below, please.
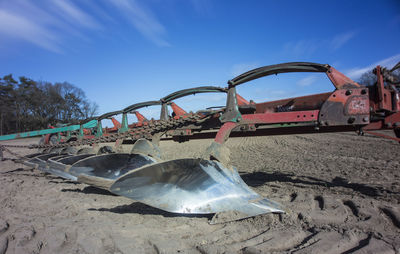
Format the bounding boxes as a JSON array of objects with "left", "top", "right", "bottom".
[
  {"left": 111, "top": 117, "right": 121, "bottom": 129},
  {"left": 326, "top": 67, "right": 360, "bottom": 89},
  {"left": 134, "top": 111, "right": 147, "bottom": 123},
  {"left": 170, "top": 102, "right": 187, "bottom": 117},
  {"left": 236, "top": 93, "right": 250, "bottom": 106}
]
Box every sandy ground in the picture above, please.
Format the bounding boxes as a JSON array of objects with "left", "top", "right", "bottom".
[{"left": 0, "top": 132, "right": 399, "bottom": 253}]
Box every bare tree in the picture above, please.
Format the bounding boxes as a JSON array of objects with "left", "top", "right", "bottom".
[{"left": 0, "top": 75, "right": 99, "bottom": 134}]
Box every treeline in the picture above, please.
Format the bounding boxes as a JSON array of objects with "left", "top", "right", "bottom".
[{"left": 0, "top": 75, "right": 98, "bottom": 135}]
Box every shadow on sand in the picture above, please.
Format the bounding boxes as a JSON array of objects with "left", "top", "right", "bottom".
[
  {"left": 61, "top": 186, "right": 117, "bottom": 196},
  {"left": 240, "top": 171, "right": 399, "bottom": 197},
  {"left": 88, "top": 202, "right": 213, "bottom": 219}
]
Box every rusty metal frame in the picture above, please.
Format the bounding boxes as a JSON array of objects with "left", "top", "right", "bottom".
[
  {"left": 29, "top": 61, "right": 400, "bottom": 146},
  {"left": 212, "top": 62, "right": 372, "bottom": 146}
]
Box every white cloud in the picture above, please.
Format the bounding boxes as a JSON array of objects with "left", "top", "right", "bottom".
[
  {"left": 10, "top": 0, "right": 88, "bottom": 40},
  {"left": 0, "top": 0, "right": 102, "bottom": 53},
  {"left": 230, "top": 62, "right": 259, "bottom": 77},
  {"left": 283, "top": 31, "right": 356, "bottom": 56},
  {"left": 346, "top": 53, "right": 400, "bottom": 79},
  {"left": 297, "top": 75, "right": 318, "bottom": 87},
  {"left": 331, "top": 31, "right": 356, "bottom": 50},
  {"left": 81, "top": 1, "right": 116, "bottom": 24},
  {"left": 52, "top": 0, "right": 101, "bottom": 29},
  {"left": 283, "top": 39, "right": 318, "bottom": 57},
  {"left": 0, "top": 10, "right": 62, "bottom": 53},
  {"left": 108, "top": 0, "right": 170, "bottom": 47},
  {"left": 0, "top": 0, "right": 169, "bottom": 53}
]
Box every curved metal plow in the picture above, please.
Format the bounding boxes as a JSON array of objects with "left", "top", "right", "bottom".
[
  {"left": 47, "top": 154, "right": 96, "bottom": 180},
  {"left": 110, "top": 158, "right": 284, "bottom": 220},
  {"left": 68, "top": 153, "right": 157, "bottom": 180},
  {"left": 24, "top": 152, "right": 157, "bottom": 181},
  {"left": 24, "top": 152, "right": 284, "bottom": 223}
]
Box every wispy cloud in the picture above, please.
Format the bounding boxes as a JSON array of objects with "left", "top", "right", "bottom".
[
  {"left": 0, "top": 10, "right": 62, "bottom": 53},
  {"left": 0, "top": 0, "right": 169, "bottom": 53},
  {"left": 297, "top": 75, "right": 318, "bottom": 87},
  {"left": 346, "top": 53, "right": 400, "bottom": 79},
  {"left": 81, "top": 1, "right": 116, "bottom": 24},
  {"left": 283, "top": 39, "right": 319, "bottom": 57},
  {"left": 230, "top": 62, "right": 259, "bottom": 77},
  {"left": 0, "top": 0, "right": 102, "bottom": 53},
  {"left": 330, "top": 31, "right": 356, "bottom": 50},
  {"left": 51, "top": 0, "right": 101, "bottom": 29},
  {"left": 283, "top": 31, "right": 356, "bottom": 56},
  {"left": 108, "top": 0, "right": 169, "bottom": 47}
]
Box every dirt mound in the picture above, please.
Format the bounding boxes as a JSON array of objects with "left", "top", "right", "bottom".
[{"left": 0, "top": 132, "right": 399, "bottom": 253}]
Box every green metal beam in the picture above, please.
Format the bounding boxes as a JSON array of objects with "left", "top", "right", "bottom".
[
  {"left": 119, "top": 113, "right": 129, "bottom": 133},
  {"left": 96, "top": 121, "right": 103, "bottom": 137},
  {"left": 0, "top": 120, "right": 97, "bottom": 141}
]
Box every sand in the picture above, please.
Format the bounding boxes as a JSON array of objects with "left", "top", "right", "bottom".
[{"left": 0, "top": 132, "right": 399, "bottom": 253}]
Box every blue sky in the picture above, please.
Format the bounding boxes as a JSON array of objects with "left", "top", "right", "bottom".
[{"left": 1, "top": 0, "right": 400, "bottom": 123}]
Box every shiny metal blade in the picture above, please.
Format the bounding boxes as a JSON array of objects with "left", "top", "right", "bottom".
[
  {"left": 45, "top": 154, "right": 96, "bottom": 181},
  {"left": 48, "top": 166, "right": 77, "bottom": 181},
  {"left": 47, "top": 158, "right": 77, "bottom": 181},
  {"left": 29, "top": 153, "right": 59, "bottom": 172},
  {"left": 69, "top": 153, "right": 156, "bottom": 180},
  {"left": 110, "top": 158, "right": 284, "bottom": 218}
]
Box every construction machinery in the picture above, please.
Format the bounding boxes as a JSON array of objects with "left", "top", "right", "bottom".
[{"left": 1, "top": 62, "right": 399, "bottom": 223}]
